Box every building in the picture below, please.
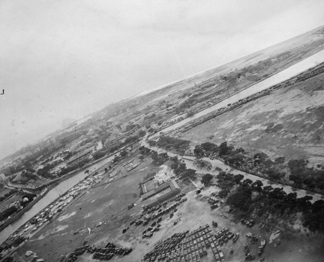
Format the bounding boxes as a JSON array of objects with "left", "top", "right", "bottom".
[{"left": 141, "top": 179, "right": 181, "bottom": 208}]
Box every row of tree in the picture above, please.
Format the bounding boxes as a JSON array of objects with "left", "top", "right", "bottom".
[
  {"left": 193, "top": 141, "right": 324, "bottom": 192},
  {"left": 149, "top": 136, "right": 190, "bottom": 155},
  {"left": 214, "top": 171, "right": 324, "bottom": 233}
]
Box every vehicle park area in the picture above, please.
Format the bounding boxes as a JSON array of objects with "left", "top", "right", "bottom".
[{"left": 12, "top": 150, "right": 324, "bottom": 262}]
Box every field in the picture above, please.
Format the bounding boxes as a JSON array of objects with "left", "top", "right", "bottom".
[
  {"left": 16, "top": 155, "right": 324, "bottom": 262},
  {"left": 17, "top": 155, "right": 157, "bottom": 261},
  {"left": 182, "top": 72, "right": 324, "bottom": 165},
  {"left": 16, "top": 153, "right": 195, "bottom": 261}
]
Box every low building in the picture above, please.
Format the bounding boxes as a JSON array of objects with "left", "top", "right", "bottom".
[{"left": 142, "top": 180, "right": 181, "bottom": 208}]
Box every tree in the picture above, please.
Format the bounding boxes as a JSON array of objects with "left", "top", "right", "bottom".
[
  {"left": 219, "top": 142, "right": 229, "bottom": 156},
  {"left": 201, "top": 142, "right": 218, "bottom": 152},
  {"left": 125, "top": 135, "right": 139, "bottom": 144},
  {"left": 251, "top": 180, "right": 263, "bottom": 192},
  {"left": 242, "top": 178, "right": 252, "bottom": 186},
  {"left": 218, "top": 189, "right": 230, "bottom": 198},
  {"left": 275, "top": 157, "right": 285, "bottom": 164},
  {"left": 194, "top": 145, "right": 204, "bottom": 158},
  {"left": 187, "top": 111, "right": 195, "bottom": 117},
  {"left": 120, "top": 150, "right": 127, "bottom": 157},
  {"left": 138, "top": 130, "right": 146, "bottom": 137},
  {"left": 233, "top": 174, "right": 244, "bottom": 184},
  {"left": 227, "top": 154, "right": 244, "bottom": 166},
  {"left": 182, "top": 169, "right": 196, "bottom": 180},
  {"left": 227, "top": 185, "right": 252, "bottom": 212},
  {"left": 173, "top": 163, "right": 187, "bottom": 176},
  {"left": 201, "top": 173, "right": 213, "bottom": 186},
  {"left": 92, "top": 149, "right": 107, "bottom": 160}
]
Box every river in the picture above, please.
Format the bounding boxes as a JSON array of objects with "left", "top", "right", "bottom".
[
  {"left": 151, "top": 49, "right": 324, "bottom": 139},
  {"left": 0, "top": 155, "right": 114, "bottom": 244}
]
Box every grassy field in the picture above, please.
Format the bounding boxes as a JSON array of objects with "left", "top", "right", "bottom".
[
  {"left": 18, "top": 155, "right": 158, "bottom": 261},
  {"left": 182, "top": 72, "right": 324, "bottom": 165}
]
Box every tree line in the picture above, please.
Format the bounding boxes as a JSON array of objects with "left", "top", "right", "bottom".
[{"left": 214, "top": 171, "right": 324, "bottom": 234}]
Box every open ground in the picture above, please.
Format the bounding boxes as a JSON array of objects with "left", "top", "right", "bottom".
[{"left": 181, "top": 73, "right": 324, "bottom": 165}]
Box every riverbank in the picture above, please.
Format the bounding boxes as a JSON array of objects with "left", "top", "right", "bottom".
[{"left": 150, "top": 49, "right": 324, "bottom": 140}]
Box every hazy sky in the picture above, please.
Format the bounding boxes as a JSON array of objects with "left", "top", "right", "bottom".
[{"left": 1, "top": 0, "right": 324, "bottom": 160}]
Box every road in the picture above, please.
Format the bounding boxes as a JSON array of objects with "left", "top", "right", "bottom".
[{"left": 141, "top": 139, "right": 324, "bottom": 203}]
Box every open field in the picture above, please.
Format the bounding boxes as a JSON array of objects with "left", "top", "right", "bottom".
[
  {"left": 17, "top": 156, "right": 154, "bottom": 261},
  {"left": 182, "top": 72, "right": 324, "bottom": 165},
  {"left": 16, "top": 154, "right": 195, "bottom": 261}
]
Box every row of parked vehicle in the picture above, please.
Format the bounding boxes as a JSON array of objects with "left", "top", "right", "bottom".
[
  {"left": 63, "top": 242, "right": 132, "bottom": 262},
  {"left": 143, "top": 224, "right": 228, "bottom": 262},
  {"left": 131, "top": 194, "right": 187, "bottom": 228},
  {"left": 244, "top": 233, "right": 266, "bottom": 261},
  {"left": 142, "top": 223, "right": 161, "bottom": 238},
  {"left": 241, "top": 219, "right": 255, "bottom": 228},
  {"left": 214, "top": 228, "right": 235, "bottom": 246},
  {"left": 144, "top": 232, "right": 188, "bottom": 262}
]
